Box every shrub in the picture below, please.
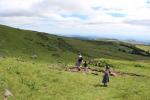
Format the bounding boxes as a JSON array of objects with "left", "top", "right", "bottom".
[{"left": 134, "top": 64, "right": 144, "bottom": 68}]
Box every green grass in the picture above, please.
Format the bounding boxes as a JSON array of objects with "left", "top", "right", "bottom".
[
  {"left": 136, "top": 45, "right": 150, "bottom": 51},
  {"left": 0, "top": 24, "right": 150, "bottom": 100},
  {"left": 0, "top": 57, "right": 150, "bottom": 100},
  {"left": 1, "top": 24, "right": 150, "bottom": 62}
]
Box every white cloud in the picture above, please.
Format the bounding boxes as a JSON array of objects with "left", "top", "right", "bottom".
[{"left": 0, "top": 0, "right": 150, "bottom": 41}]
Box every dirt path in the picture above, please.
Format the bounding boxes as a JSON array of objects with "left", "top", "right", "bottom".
[{"left": 65, "top": 67, "right": 150, "bottom": 78}]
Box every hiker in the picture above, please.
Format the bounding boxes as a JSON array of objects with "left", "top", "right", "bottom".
[
  {"left": 102, "top": 68, "right": 110, "bottom": 87},
  {"left": 83, "top": 61, "right": 88, "bottom": 71},
  {"left": 105, "top": 64, "right": 111, "bottom": 73},
  {"left": 76, "top": 54, "right": 83, "bottom": 71}
]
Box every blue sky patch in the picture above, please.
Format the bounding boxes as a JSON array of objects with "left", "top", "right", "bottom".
[
  {"left": 146, "top": 0, "right": 150, "bottom": 4},
  {"left": 61, "top": 13, "right": 88, "bottom": 20},
  {"left": 107, "top": 13, "right": 127, "bottom": 17}
]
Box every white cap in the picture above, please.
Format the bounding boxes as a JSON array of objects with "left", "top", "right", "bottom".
[{"left": 79, "top": 54, "right": 82, "bottom": 58}]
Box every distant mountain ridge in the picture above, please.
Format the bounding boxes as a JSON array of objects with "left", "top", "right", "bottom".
[{"left": 67, "top": 34, "right": 150, "bottom": 45}]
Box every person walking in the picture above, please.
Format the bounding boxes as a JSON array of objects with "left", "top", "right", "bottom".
[
  {"left": 102, "top": 68, "right": 110, "bottom": 87},
  {"left": 76, "top": 54, "right": 83, "bottom": 71}
]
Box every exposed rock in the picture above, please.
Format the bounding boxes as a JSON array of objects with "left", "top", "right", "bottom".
[
  {"left": 31, "top": 54, "right": 38, "bottom": 59},
  {"left": 4, "top": 89, "right": 13, "bottom": 100}
]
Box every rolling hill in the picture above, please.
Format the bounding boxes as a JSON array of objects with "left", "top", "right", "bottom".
[
  {"left": 0, "top": 24, "right": 150, "bottom": 100},
  {"left": 136, "top": 44, "right": 150, "bottom": 51},
  {"left": 0, "top": 24, "right": 150, "bottom": 63}
]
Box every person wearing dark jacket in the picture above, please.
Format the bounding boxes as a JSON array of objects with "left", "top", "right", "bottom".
[
  {"left": 102, "top": 68, "right": 110, "bottom": 87},
  {"left": 83, "top": 61, "right": 88, "bottom": 71},
  {"left": 76, "top": 54, "right": 83, "bottom": 71}
]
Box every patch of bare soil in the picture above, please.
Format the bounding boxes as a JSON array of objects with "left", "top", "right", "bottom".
[
  {"left": 113, "top": 71, "right": 150, "bottom": 78},
  {"left": 65, "top": 67, "right": 150, "bottom": 78}
]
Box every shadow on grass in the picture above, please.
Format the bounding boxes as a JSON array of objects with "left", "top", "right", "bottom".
[{"left": 94, "top": 84, "right": 107, "bottom": 88}]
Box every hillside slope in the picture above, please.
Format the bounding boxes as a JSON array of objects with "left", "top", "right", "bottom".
[
  {"left": 136, "top": 44, "right": 150, "bottom": 51},
  {"left": 0, "top": 24, "right": 150, "bottom": 63},
  {"left": 0, "top": 24, "right": 150, "bottom": 100}
]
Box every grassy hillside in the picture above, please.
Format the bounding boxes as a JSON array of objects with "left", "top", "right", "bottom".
[
  {"left": 0, "top": 24, "right": 150, "bottom": 100},
  {"left": 136, "top": 44, "right": 150, "bottom": 51},
  {"left": 0, "top": 24, "right": 150, "bottom": 63},
  {"left": 0, "top": 57, "right": 150, "bottom": 100}
]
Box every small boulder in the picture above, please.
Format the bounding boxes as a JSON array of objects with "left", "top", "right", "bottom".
[
  {"left": 4, "top": 89, "right": 13, "bottom": 99},
  {"left": 31, "top": 54, "right": 38, "bottom": 59}
]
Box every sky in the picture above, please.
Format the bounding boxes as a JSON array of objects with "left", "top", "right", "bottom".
[{"left": 0, "top": 0, "right": 150, "bottom": 41}]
